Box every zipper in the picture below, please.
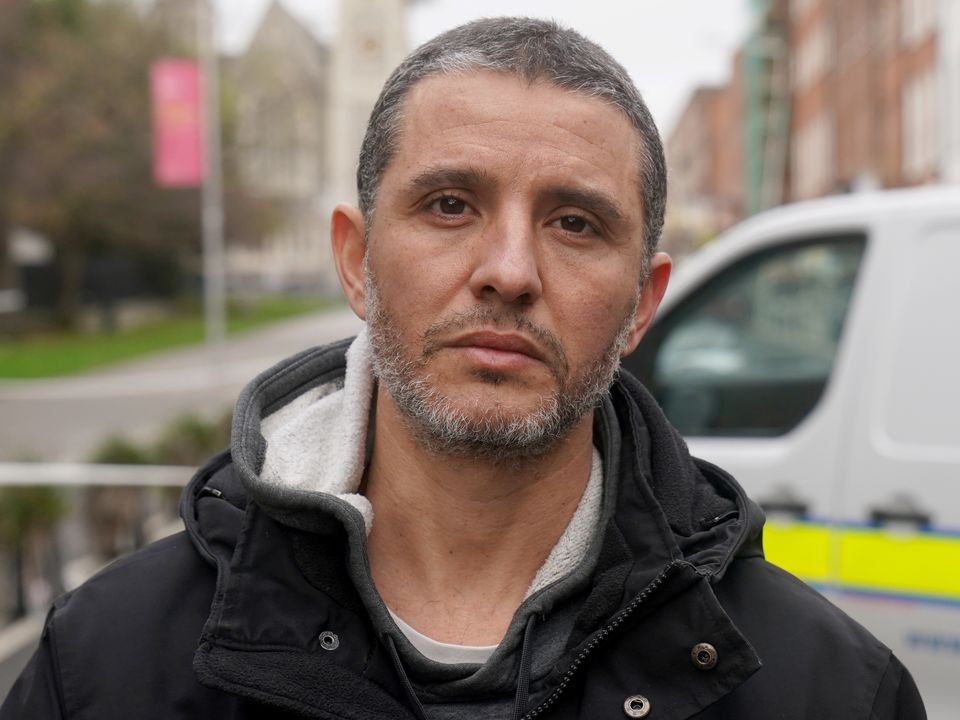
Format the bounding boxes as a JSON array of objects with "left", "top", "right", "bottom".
[{"left": 521, "top": 561, "right": 682, "bottom": 720}]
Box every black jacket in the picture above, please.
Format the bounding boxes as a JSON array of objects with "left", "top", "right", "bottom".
[{"left": 1, "top": 340, "right": 925, "bottom": 719}]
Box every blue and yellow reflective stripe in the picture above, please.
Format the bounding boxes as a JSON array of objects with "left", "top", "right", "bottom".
[{"left": 763, "top": 520, "right": 960, "bottom": 605}]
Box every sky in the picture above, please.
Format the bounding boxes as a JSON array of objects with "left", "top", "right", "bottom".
[{"left": 213, "top": 0, "right": 752, "bottom": 135}]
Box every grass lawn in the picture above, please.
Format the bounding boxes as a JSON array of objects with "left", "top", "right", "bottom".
[{"left": 0, "top": 297, "right": 338, "bottom": 379}]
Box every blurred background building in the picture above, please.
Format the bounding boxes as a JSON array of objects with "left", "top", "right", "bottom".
[
  {"left": 662, "top": 0, "right": 960, "bottom": 257},
  {"left": 151, "top": 0, "right": 405, "bottom": 296},
  {"left": 226, "top": 0, "right": 333, "bottom": 294},
  {"left": 7, "top": 0, "right": 955, "bottom": 319}
]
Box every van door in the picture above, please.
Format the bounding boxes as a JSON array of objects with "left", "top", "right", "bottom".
[{"left": 832, "top": 219, "right": 960, "bottom": 719}]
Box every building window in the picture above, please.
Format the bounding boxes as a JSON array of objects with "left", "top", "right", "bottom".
[
  {"left": 901, "top": 0, "right": 936, "bottom": 46},
  {"left": 901, "top": 68, "right": 938, "bottom": 181},
  {"left": 792, "top": 112, "right": 835, "bottom": 199},
  {"left": 792, "top": 21, "right": 834, "bottom": 90}
]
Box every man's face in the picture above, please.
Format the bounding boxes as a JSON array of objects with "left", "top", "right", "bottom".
[{"left": 359, "top": 71, "right": 663, "bottom": 459}]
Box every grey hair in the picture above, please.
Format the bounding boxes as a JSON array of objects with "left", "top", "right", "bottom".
[{"left": 356, "top": 17, "right": 667, "bottom": 266}]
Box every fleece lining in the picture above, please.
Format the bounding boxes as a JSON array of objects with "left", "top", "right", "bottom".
[{"left": 259, "top": 331, "right": 376, "bottom": 531}]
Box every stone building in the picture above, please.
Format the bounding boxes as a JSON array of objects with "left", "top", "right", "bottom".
[
  {"left": 227, "top": 0, "right": 334, "bottom": 293},
  {"left": 152, "top": 0, "right": 406, "bottom": 294},
  {"left": 329, "top": 0, "right": 408, "bottom": 207}
]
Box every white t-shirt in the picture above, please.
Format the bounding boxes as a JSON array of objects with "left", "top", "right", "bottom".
[{"left": 387, "top": 608, "right": 498, "bottom": 664}]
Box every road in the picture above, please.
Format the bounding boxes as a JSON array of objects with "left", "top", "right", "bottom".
[{"left": 0, "top": 306, "right": 364, "bottom": 462}]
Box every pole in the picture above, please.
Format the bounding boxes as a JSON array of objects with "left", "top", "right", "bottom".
[{"left": 198, "top": 2, "right": 226, "bottom": 346}]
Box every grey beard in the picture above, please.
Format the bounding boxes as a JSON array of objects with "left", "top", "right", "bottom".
[{"left": 363, "top": 262, "right": 638, "bottom": 462}]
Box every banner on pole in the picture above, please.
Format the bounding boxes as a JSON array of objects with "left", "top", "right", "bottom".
[{"left": 150, "top": 60, "right": 205, "bottom": 188}]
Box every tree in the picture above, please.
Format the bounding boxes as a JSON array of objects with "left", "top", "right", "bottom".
[
  {"left": 0, "top": 0, "right": 32, "bottom": 290},
  {"left": 1, "top": 0, "right": 277, "bottom": 329},
  {"left": 0, "top": 486, "right": 66, "bottom": 619},
  {"left": 5, "top": 1, "right": 200, "bottom": 327}
]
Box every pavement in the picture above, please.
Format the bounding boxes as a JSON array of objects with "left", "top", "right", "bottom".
[{"left": 0, "top": 306, "right": 364, "bottom": 462}]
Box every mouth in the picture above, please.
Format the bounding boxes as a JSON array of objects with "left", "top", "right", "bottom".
[{"left": 443, "top": 330, "right": 549, "bottom": 371}]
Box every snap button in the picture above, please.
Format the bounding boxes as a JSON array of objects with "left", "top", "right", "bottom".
[
  {"left": 319, "top": 631, "right": 340, "bottom": 651},
  {"left": 623, "top": 694, "right": 651, "bottom": 718},
  {"left": 691, "top": 642, "right": 718, "bottom": 670}
]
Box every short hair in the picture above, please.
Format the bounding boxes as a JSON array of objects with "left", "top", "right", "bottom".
[{"left": 356, "top": 17, "right": 667, "bottom": 268}]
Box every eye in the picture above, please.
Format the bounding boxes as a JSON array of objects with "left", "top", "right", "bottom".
[
  {"left": 559, "top": 215, "right": 588, "bottom": 233},
  {"left": 551, "top": 213, "right": 600, "bottom": 237},
  {"left": 431, "top": 195, "right": 468, "bottom": 215}
]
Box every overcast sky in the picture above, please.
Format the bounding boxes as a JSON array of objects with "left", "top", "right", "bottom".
[{"left": 213, "top": 0, "right": 752, "bottom": 134}]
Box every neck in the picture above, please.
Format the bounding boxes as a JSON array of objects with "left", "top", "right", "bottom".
[{"left": 364, "top": 387, "right": 595, "bottom": 645}]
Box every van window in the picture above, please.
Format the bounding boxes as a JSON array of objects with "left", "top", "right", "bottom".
[{"left": 626, "top": 235, "right": 866, "bottom": 436}]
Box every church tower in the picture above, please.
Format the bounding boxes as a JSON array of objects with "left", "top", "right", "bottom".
[{"left": 328, "top": 0, "right": 408, "bottom": 206}]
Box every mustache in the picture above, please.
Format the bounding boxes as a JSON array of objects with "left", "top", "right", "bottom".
[{"left": 420, "top": 306, "right": 569, "bottom": 380}]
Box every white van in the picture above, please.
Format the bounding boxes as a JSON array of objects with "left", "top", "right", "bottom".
[{"left": 622, "top": 187, "right": 960, "bottom": 718}]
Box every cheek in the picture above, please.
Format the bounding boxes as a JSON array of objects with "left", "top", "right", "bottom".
[
  {"left": 556, "top": 260, "right": 638, "bottom": 316},
  {"left": 366, "top": 237, "right": 468, "bottom": 324},
  {"left": 553, "top": 275, "right": 639, "bottom": 356}
]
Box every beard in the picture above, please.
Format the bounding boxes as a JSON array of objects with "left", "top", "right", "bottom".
[{"left": 363, "top": 260, "right": 639, "bottom": 462}]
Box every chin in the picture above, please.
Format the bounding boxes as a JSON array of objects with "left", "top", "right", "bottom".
[{"left": 392, "top": 382, "right": 592, "bottom": 463}]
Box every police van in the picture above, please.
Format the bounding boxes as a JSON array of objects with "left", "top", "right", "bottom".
[{"left": 623, "top": 187, "right": 960, "bottom": 718}]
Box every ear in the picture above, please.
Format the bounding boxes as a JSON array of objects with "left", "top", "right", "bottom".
[
  {"left": 621, "top": 252, "right": 672, "bottom": 356},
  {"left": 331, "top": 203, "right": 368, "bottom": 320}
]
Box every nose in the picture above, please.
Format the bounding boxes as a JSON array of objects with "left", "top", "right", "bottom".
[{"left": 468, "top": 210, "right": 543, "bottom": 305}]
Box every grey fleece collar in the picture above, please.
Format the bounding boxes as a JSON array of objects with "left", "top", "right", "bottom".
[{"left": 259, "top": 330, "right": 375, "bottom": 531}]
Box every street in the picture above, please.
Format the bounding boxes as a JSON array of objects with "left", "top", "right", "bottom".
[{"left": 0, "top": 306, "right": 363, "bottom": 462}]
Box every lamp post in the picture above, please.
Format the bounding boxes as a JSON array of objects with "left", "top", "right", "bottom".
[{"left": 198, "top": 1, "right": 226, "bottom": 346}]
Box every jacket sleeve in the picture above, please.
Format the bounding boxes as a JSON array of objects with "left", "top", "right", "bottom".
[
  {"left": 0, "top": 610, "right": 66, "bottom": 720},
  {"left": 869, "top": 653, "right": 926, "bottom": 720}
]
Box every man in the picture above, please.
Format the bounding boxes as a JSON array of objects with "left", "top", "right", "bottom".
[{"left": 2, "top": 17, "right": 924, "bottom": 720}]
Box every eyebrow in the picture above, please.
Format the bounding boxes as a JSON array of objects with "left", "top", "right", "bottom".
[
  {"left": 549, "top": 186, "right": 628, "bottom": 226},
  {"left": 408, "top": 165, "right": 490, "bottom": 194}
]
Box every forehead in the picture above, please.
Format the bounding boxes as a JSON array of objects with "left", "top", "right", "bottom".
[{"left": 383, "top": 70, "right": 643, "bottom": 215}]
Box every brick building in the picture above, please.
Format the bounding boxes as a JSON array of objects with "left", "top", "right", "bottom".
[
  {"left": 665, "top": 0, "right": 958, "bottom": 251},
  {"left": 788, "top": 0, "right": 939, "bottom": 198},
  {"left": 663, "top": 76, "right": 743, "bottom": 256}
]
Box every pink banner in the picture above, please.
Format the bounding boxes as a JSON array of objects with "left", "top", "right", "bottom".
[{"left": 151, "top": 60, "right": 205, "bottom": 188}]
